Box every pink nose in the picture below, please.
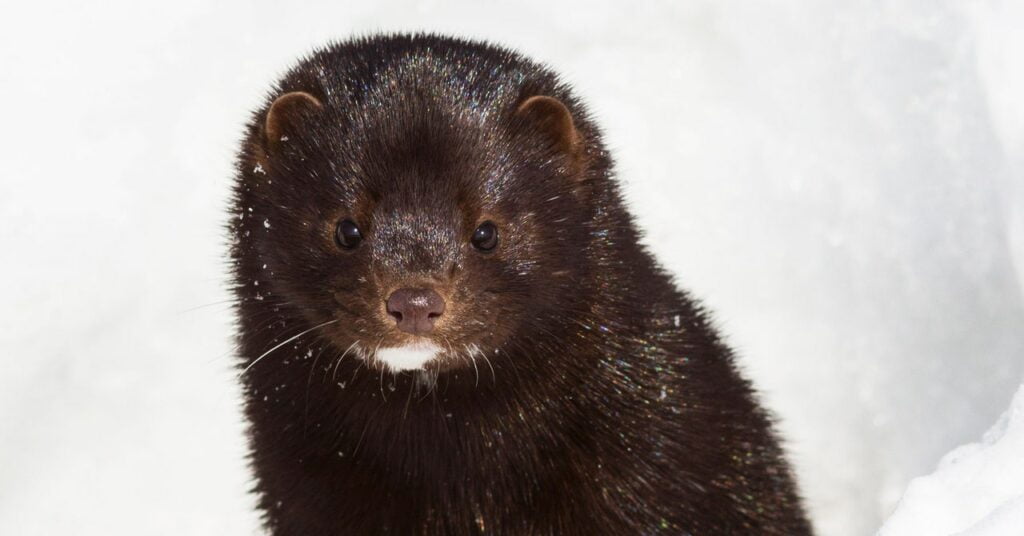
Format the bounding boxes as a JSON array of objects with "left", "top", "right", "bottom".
[{"left": 386, "top": 288, "right": 446, "bottom": 335}]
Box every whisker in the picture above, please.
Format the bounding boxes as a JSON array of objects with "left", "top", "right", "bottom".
[
  {"left": 303, "top": 343, "right": 330, "bottom": 430},
  {"left": 440, "top": 336, "right": 455, "bottom": 360},
  {"left": 307, "top": 344, "right": 330, "bottom": 388},
  {"left": 238, "top": 319, "right": 339, "bottom": 378},
  {"left": 176, "top": 299, "right": 235, "bottom": 315},
  {"left": 475, "top": 345, "right": 497, "bottom": 384},
  {"left": 417, "top": 368, "right": 439, "bottom": 402},
  {"left": 402, "top": 370, "right": 416, "bottom": 421},
  {"left": 496, "top": 343, "right": 523, "bottom": 385},
  {"left": 373, "top": 335, "right": 387, "bottom": 401},
  {"left": 350, "top": 359, "right": 364, "bottom": 385},
  {"left": 466, "top": 345, "right": 480, "bottom": 388},
  {"left": 332, "top": 341, "right": 360, "bottom": 381}
]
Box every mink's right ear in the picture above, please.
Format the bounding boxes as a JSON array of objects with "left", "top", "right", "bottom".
[
  {"left": 515, "top": 95, "right": 582, "bottom": 160},
  {"left": 263, "top": 91, "right": 323, "bottom": 151}
]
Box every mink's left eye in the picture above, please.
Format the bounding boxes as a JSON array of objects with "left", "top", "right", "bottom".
[
  {"left": 471, "top": 221, "right": 499, "bottom": 252},
  {"left": 335, "top": 219, "right": 362, "bottom": 249}
]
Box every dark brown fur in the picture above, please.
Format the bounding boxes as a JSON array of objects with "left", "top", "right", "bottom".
[{"left": 229, "top": 34, "right": 812, "bottom": 535}]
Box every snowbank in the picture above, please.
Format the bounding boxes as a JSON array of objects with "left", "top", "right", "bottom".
[
  {"left": 879, "top": 384, "right": 1024, "bottom": 535},
  {"left": 1, "top": 1, "right": 1022, "bottom": 535}
]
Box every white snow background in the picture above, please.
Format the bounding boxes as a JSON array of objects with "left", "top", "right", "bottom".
[{"left": 1, "top": 1, "right": 1022, "bottom": 534}]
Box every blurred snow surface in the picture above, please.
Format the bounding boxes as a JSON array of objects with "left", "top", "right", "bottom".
[
  {"left": 879, "top": 383, "right": 1024, "bottom": 535},
  {"left": 1, "top": 1, "right": 1022, "bottom": 535}
]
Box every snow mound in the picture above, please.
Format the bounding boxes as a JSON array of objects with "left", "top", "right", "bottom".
[{"left": 879, "top": 383, "right": 1024, "bottom": 535}]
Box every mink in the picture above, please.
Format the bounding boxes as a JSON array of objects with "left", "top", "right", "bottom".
[{"left": 229, "top": 33, "right": 812, "bottom": 535}]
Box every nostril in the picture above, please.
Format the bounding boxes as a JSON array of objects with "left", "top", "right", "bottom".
[
  {"left": 425, "top": 294, "right": 445, "bottom": 320},
  {"left": 385, "top": 299, "right": 403, "bottom": 323}
]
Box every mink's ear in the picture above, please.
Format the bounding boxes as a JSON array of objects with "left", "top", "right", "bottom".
[
  {"left": 515, "top": 95, "right": 582, "bottom": 162},
  {"left": 263, "top": 91, "right": 323, "bottom": 150}
]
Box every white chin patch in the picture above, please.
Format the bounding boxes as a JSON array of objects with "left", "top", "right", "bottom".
[{"left": 375, "top": 342, "right": 442, "bottom": 372}]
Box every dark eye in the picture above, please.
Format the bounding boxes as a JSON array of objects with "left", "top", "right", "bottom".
[
  {"left": 471, "top": 221, "right": 499, "bottom": 252},
  {"left": 335, "top": 219, "right": 362, "bottom": 249}
]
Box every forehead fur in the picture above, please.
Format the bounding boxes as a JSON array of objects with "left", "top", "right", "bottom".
[{"left": 259, "top": 34, "right": 592, "bottom": 197}]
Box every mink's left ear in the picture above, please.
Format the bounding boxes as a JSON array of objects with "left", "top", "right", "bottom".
[
  {"left": 264, "top": 91, "right": 323, "bottom": 151},
  {"left": 515, "top": 95, "right": 583, "bottom": 165},
  {"left": 249, "top": 90, "right": 323, "bottom": 172}
]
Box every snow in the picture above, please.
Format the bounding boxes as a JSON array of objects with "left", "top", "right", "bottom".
[
  {"left": 1, "top": 1, "right": 1022, "bottom": 535},
  {"left": 879, "top": 384, "right": 1024, "bottom": 535}
]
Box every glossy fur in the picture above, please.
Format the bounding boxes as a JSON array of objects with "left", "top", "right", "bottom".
[{"left": 230, "top": 34, "right": 812, "bottom": 535}]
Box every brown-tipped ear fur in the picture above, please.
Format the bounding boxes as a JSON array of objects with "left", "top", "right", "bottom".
[
  {"left": 264, "top": 91, "right": 323, "bottom": 149},
  {"left": 516, "top": 95, "right": 582, "bottom": 162}
]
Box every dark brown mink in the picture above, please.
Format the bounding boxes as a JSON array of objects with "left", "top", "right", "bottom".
[{"left": 229, "top": 33, "right": 812, "bottom": 535}]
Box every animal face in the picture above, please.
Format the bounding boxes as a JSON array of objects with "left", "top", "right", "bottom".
[{"left": 234, "top": 80, "right": 594, "bottom": 374}]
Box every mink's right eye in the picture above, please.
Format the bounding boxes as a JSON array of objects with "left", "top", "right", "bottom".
[
  {"left": 471, "top": 221, "right": 499, "bottom": 252},
  {"left": 335, "top": 219, "right": 362, "bottom": 249}
]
